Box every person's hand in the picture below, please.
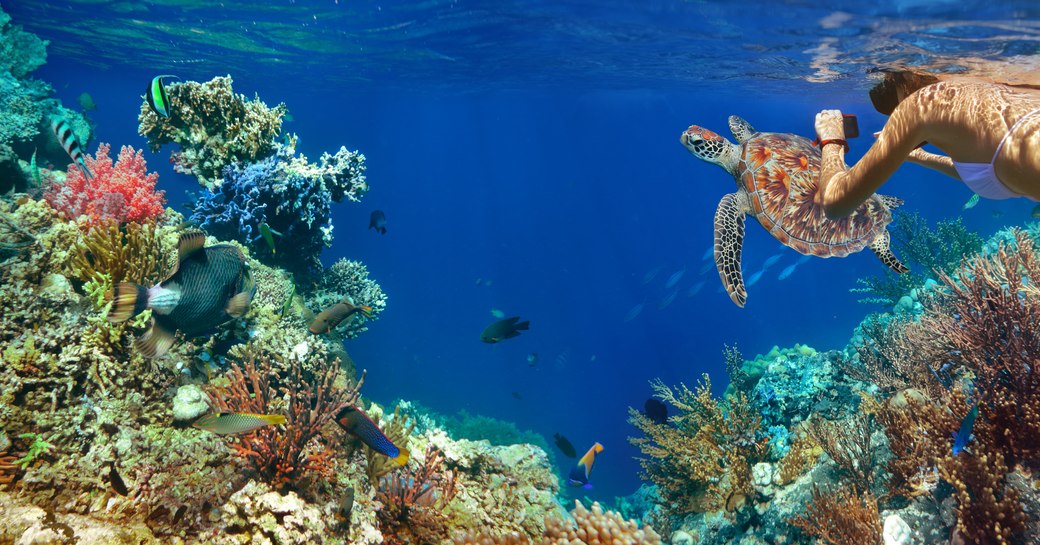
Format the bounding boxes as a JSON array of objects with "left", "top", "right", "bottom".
[{"left": 815, "top": 109, "right": 845, "bottom": 141}]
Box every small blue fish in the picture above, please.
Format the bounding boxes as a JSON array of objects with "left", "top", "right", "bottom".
[
  {"left": 760, "top": 253, "right": 783, "bottom": 271},
  {"left": 746, "top": 269, "right": 765, "bottom": 287},
  {"left": 952, "top": 403, "right": 979, "bottom": 456},
  {"left": 664, "top": 269, "right": 685, "bottom": 289},
  {"left": 568, "top": 442, "right": 603, "bottom": 489}
]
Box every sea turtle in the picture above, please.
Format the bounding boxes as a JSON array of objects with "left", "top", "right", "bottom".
[{"left": 680, "top": 115, "right": 907, "bottom": 307}]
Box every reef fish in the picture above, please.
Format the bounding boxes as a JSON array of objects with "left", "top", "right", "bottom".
[
  {"left": 527, "top": 352, "right": 538, "bottom": 367},
  {"left": 480, "top": 316, "right": 529, "bottom": 343},
  {"left": 109, "top": 231, "right": 256, "bottom": 358},
  {"left": 146, "top": 75, "right": 178, "bottom": 118},
  {"left": 952, "top": 403, "right": 979, "bottom": 456},
  {"left": 1032, "top": 204, "right": 1040, "bottom": 219},
  {"left": 664, "top": 268, "right": 685, "bottom": 289},
  {"left": 51, "top": 117, "right": 93, "bottom": 180},
  {"left": 644, "top": 398, "right": 668, "bottom": 425},
  {"left": 336, "top": 406, "right": 410, "bottom": 465},
  {"left": 568, "top": 442, "right": 603, "bottom": 488},
  {"left": 963, "top": 193, "right": 980, "bottom": 210},
  {"left": 369, "top": 210, "right": 387, "bottom": 234},
  {"left": 309, "top": 299, "right": 373, "bottom": 335},
  {"left": 29, "top": 149, "right": 41, "bottom": 188},
  {"left": 553, "top": 432, "right": 577, "bottom": 458},
  {"left": 258, "top": 222, "right": 280, "bottom": 255},
  {"left": 192, "top": 412, "right": 286, "bottom": 435}
]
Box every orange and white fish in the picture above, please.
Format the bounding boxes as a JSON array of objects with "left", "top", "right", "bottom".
[{"left": 568, "top": 442, "right": 603, "bottom": 489}]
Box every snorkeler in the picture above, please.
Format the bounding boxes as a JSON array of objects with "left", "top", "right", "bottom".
[{"left": 814, "top": 73, "right": 1040, "bottom": 219}]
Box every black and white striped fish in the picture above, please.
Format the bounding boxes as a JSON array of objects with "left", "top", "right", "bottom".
[{"left": 50, "top": 117, "right": 93, "bottom": 180}]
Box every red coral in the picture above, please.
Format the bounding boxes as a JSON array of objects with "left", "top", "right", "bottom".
[
  {"left": 44, "top": 143, "right": 166, "bottom": 226},
  {"left": 208, "top": 356, "right": 364, "bottom": 494}
]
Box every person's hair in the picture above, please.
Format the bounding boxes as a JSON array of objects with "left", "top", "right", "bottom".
[{"left": 868, "top": 69, "right": 940, "bottom": 115}]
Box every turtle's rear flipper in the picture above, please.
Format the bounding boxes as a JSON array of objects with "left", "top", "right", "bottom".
[
  {"left": 870, "top": 231, "right": 909, "bottom": 274},
  {"left": 714, "top": 192, "right": 750, "bottom": 307}
]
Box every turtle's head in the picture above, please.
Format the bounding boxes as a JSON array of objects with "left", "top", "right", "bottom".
[{"left": 680, "top": 125, "right": 738, "bottom": 171}]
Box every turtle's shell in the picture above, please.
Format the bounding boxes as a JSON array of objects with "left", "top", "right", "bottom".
[{"left": 736, "top": 131, "right": 891, "bottom": 257}]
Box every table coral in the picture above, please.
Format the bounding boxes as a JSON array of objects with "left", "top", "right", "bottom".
[
  {"left": 137, "top": 75, "right": 287, "bottom": 190},
  {"left": 187, "top": 143, "right": 367, "bottom": 276},
  {"left": 44, "top": 143, "right": 166, "bottom": 226}
]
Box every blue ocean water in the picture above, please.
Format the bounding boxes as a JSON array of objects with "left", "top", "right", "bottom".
[{"left": 7, "top": 0, "right": 1040, "bottom": 503}]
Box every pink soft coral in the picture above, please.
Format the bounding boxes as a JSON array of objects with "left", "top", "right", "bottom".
[{"left": 44, "top": 143, "right": 166, "bottom": 225}]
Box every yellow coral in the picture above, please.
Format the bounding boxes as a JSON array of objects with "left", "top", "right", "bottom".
[{"left": 69, "top": 221, "right": 171, "bottom": 292}]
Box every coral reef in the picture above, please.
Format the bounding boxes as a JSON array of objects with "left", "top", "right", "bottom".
[
  {"left": 308, "top": 258, "right": 387, "bottom": 339},
  {"left": 376, "top": 444, "right": 459, "bottom": 545},
  {"left": 187, "top": 143, "right": 367, "bottom": 276},
  {"left": 628, "top": 374, "right": 769, "bottom": 517},
  {"left": 44, "top": 143, "right": 166, "bottom": 226},
  {"left": 851, "top": 211, "right": 982, "bottom": 306},
  {"left": 207, "top": 354, "right": 363, "bottom": 494},
  {"left": 137, "top": 75, "right": 287, "bottom": 190},
  {"left": 0, "top": 5, "right": 91, "bottom": 195},
  {"left": 455, "top": 500, "right": 662, "bottom": 545},
  {"left": 788, "top": 486, "right": 882, "bottom": 545}
]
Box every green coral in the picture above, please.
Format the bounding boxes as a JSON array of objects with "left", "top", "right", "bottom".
[
  {"left": 15, "top": 432, "right": 54, "bottom": 469},
  {"left": 137, "top": 75, "right": 287, "bottom": 189},
  {"left": 852, "top": 211, "right": 983, "bottom": 305}
]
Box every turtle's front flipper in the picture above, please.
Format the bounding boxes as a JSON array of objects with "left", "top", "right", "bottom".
[
  {"left": 869, "top": 230, "right": 909, "bottom": 274},
  {"left": 714, "top": 192, "right": 752, "bottom": 307}
]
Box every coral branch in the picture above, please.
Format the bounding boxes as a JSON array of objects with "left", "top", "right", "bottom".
[{"left": 207, "top": 355, "right": 363, "bottom": 493}]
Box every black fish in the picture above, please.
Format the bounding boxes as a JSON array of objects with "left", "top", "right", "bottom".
[
  {"left": 644, "top": 398, "right": 668, "bottom": 425},
  {"left": 480, "top": 316, "right": 529, "bottom": 343},
  {"left": 369, "top": 210, "right": 387, "bottom": 234},
  {"left": 109, "top": 231, "right": 255, "bottom": 358},
  {"left": 512, "top": 391, "right": 523, "bottom": 400},
  {"left": 553, "top": 432, "right": 577, "bottom": 458}
]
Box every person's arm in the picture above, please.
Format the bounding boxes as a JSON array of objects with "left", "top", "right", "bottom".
[
  {"left": 906, "top": 148, "right": 961, "bottom": 180},
  {"left": 815, "top": 104, "right": 927, "bottom": 219}
]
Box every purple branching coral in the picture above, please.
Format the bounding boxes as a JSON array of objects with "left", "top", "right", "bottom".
[{"left": 188, "top": 143, "right": 367, "bottom": 276}]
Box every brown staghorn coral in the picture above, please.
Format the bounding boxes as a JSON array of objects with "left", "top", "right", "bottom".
[
  {"left": 844, "top": 312, "right": 948, "bottom": 400},
  {"left": 138, "top": 75, "right": 287, "bottom": 190},
  {"left": 207, "top": 353, "right": 363, "bottom": 495},
  {"left": 923, "top": 230, "right": 1040, "bottom": 467},
  {"left": 789, "top": 486, "right": 882, "bottom": 545},
  {"left": 628, "top": 374, "right": 768, "bottom": 516},
  {"left": 940, "top": 449, "right": 1026, "bottom": 545},
  {"left": 804, "top": 412, "right": 882, "bottom": 494},
  {"left": 376, "top": 444, "right": 459, "bottom": 545},
  {"left": 455, "top": 500, "right": 661, "bottom": 545}
]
